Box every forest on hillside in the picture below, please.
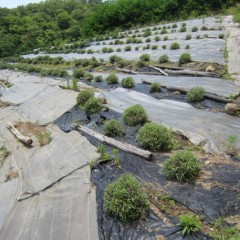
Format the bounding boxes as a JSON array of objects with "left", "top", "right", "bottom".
[{"left": 0, "top": 0, "right": 238, "bottom": 58}]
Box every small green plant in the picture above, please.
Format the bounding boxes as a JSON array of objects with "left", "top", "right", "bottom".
[
  {"left": 163, "top": 36, "right": 168, "bottom": 41},
  {"left": 226, "top": 135, "right": 238, "bottom": 156},
  {"left": 159, "top": 54, "right": 169, "bottom": 63},
  {"left": 137, "top": 123, "right": 173, "bottom": 151},
  {"left": 172, "top": 23, "right": 177, "bottom": 28},
  {"left": 95, "top": 75, "right": 103, "bottom": 82},
  {"left": 179, "top": 52, "right": 192, "bottom": 65},
  {"left": 84, "top": 72, "right": 94, "bottom": 81},
  {"left": 185, "top": 44, "right": 190, "bottom": 49},
  {"left": 104, "top": 174, "right": 149, "bottom": 223},
  {"left": 201, "top": 25, "right": 208, "bottom": 30},
  {"left": 84, "top": 97, "right": 102, "bottom": 115},
  {"left": 185, "top": 34, "right": 192, "bottom": 40},
  {"left": 219, "top": 33, "right": 225, "bottom": 39},
  {"left": 162, "top": 45, "right": 167, "bottom": 49},
  {"left": 180, "top": 26, "right": 187, "bottom": 32},
  {"left": 73, "top": 68, "right": 85, "bottom": 78},
  {"left": 0, "top": 146, "right": 9, "bottom": 167},
  {"left": 187, "top": 87, "right": 205, "bottom": 102},
  {"left": 123, "top": 104, "right": 148, "bottom": 126},
  {"left": 192, "top": 26, "right": 198, "bottom": 32},
  {"left": 124, "top": 45, "right": 131, "bottom": 51},
  {"left": 76, "top": 89, "right": 94, "bottom": 107},
  {"left": 121, "top": 77, "right": 135, "bottom": 88},
  {"left": 106, "top": 73, "right": 119, "bottom": 85},
  {"left": 103, "top": 119, "right": 125, "bottom": 137},
  {"left": 140, "top": 54, "right": 151, "bottom": 62},
  {"left": 145, "top": 37, "right": 151, "bottom": 42},
  {"left": 71, "top": 78, "right": 78, "bottom": 91},
  {"left": 178, "top": 214, "right": 202, "bottom": 236},
  {"left": 170, "top": 42, "right": 180, "bottom": 50},
  {"left": 149, "top": 82, "right": 161, "bottom": 93},
  {"left": 97, "top": 145, "right": 106, "bottom": 158},
  {"left": 163, "top": 150, "right": 201, "bottom": 182},
  {"left": 155, "top": 36, "right": 161, "bottom": 41},
  {"left": 160, "top": 29, "right": 168, "bottom": 34}
]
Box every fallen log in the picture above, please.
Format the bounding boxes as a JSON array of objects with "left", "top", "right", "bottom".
[
  {"left": 142, "top": 80, "right": 230, "bottom": 103},
  {"left": 163, "top": 69, "right": 218, "bottom": 78},
  {"left": 6, "top": 122, "right": 33, "bottom": 145},
  {"left": 116, "top": 68, "right": 138, "bottom": 75},
  {"left": 75, "top": 125, "right": 153, "bottom": 160},
  {"left": 149, "top": 65, "right": 169, "bottom": 76}
]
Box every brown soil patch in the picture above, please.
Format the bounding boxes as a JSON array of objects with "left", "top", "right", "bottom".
[
  {"left": 225, "top": 215, "right": 240, "bottom": 231},
  {"left": 5, "top": 168, "right": 19, "bottom": 182},
  {"left": 15, "top": 122, "right": 52, "bottom": 146}
]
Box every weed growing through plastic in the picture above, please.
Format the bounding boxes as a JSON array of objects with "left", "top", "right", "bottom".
[{"left": 178, "top": 214, "right": 202, "bottom": 236}]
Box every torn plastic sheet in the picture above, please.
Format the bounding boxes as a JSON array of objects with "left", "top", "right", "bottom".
[
  {"left": 104, "top": 88, "right": 240, "bottom": 153},
  {"left": 0, "top": 168, "right": 98, "bottom": 240}
]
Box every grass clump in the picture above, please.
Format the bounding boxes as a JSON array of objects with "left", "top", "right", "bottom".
[
  {"left": 73, "top": 68, "right": 84, "bottom": 78},
  {"left": 137, "top": 123, "right": 173, "bottom": 151},
  {"left": 140, "top": 53, "right": 151, "bottom": 62},
  {"left": 180, "top": 26, "right": 187, "bottom": 32},
  {"left": 163, "top": 150, "right": 201, "bottom": 182},
  {"left": 179, "top": 214, "right": 202, "bottom": 236},
  {"left": 121, "top": 77, "right": 135, "bottom": 88},
  {"left": 185, "top": 34, "right": 192, "bottom": 40},
  {"left": 170, "top": 42, "right": 180, "bottom": 50},
  {"left": 123, "top": 104, "right": 148, "bottom": 126},
  {"left": 192, "top": 26, "right": 198, "bottom": 32},
  {"left": 149, "top": 82, "right": 161, "bottom": 93},
  {"left": 106, "top": 73, "right": 118, "bottom": 85},
  {"left": 124, "top": 45, "right": 131, "bottom": 51},
  {"left": 218, "top": 33, "right": 225, "bottom": 39},
  {"left": 179, "top": 52, "right": 192, "bottom": 65},
  {"left": 187, "top": 87, "right": 205, "bottom": 102},
  {"left": 84, "top": 72, "right": 94, "bottom": 81},
  {"left": 226, "top": 135, "right": 238, "bottom": 156},
  {"left": 95, "top": 75, "right": 103, "bottom": 82},
  {"left": 76, "top": 89, "right": 94, "bottom": 107},
  {"left": 84, "top": 97, "right": 102, "bottom": 115},
  {"left": 155, "top": 36, "right": 161, "bottom": 41},
  {"left": 103, "top": 119, "right": 125, "bottom": 137},
  {"left": 104, "top": 174, "right": 149, "bottom": 223},
  {"left": 159, "top": 54, "right": 169, "bottom": 63}
]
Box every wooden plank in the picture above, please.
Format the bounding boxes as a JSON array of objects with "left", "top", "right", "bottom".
[{"left": 75, "top": 125, "right": 153, "bottom": 160}]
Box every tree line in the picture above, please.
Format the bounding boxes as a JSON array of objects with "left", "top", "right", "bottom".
[{"left": 0, "top": 0, "right": 238, "bottom": 58}]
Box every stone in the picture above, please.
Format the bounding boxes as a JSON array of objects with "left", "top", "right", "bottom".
[
  {"left": 173, "top": 91, "right": 181, "bottom": 95},
  {"left": 206, "top": 65, "right": 215, "bottom": 72},
  {"left": 225, "top": 103, "right": 240, "bottom": 116}
]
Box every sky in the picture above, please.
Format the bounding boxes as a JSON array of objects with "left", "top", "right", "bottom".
[{"left": 0, "top": 0, "right": 42, "bottom": 9}]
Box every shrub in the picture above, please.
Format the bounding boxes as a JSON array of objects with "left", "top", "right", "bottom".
[
  {"left": 182, "top": 23, "right": 186, "bottom": 27},
  {"left": 123, "top": 104, "right": 148, "bottom": 126},
  {"left": 145, "top": 37, "right": 151, "bottom": 42},
  {"left": 163, "top": 150, "right": 201, "bottom": 182},
  {"left": 218, "top": 33, "right": 225, "bottom": 39},
  {"left": 106, "top": 73, "right": 118, "bottom": 84},
  {"left": 172, "top": 23, "right": 177, "bottom": 28},
  {"left": 161, "top": 29, "right": 168, "bottom": 34},
  {"left": 84, "top": 72, "right": 94, "bottom": 81},
  {"left": 124, "top": 45, "right": 131, "bottom": 51},
  {"left": 170, "top": 42, "right": 180, "bottom": 50},
  {"left": 179, "top": 52, "right": 192, "bottom": 65},
  {"left": 155, "top": 36, "right": 161, "bottom": 41},
  {"left": 150, "top": 82, "right": 161, "bottom": 93},
  {"left": 140, "top": 53, "right": 151, "bottom": 62},
  {"left": 108, "top": 48, "right": 114, "bottom": 53},
  {"left": 103, "top": 119, "right": 125, "bottom": 137},
  {"left": 84, "top": 97, "right": 102, "bottom": 115},
  {"left": 152, "top": 45, "right": 158, "bottom": 50},
  {"left": 95, "top": 75, "right": 103, "bottom": 82},
  {"left": 192, "top": 26, "right": 198, "bottom": 32},
  {"left": 163, "top": 36, "right": 168, "bottom": 41},
  {"left": 73, "top": 68, "right": 85, "bottom": 78},
  {"left": 102, "top": 47, "right": 108, "bottom": 53},
  {"left": 116, "top": 48, "right": 122, "bottom": 52},
  {"left": 109, "top": 55, "right": 122, "bottom": 64},
  {"left": 201, "top": 25, "right": 208, "bottom": 30},
  {"left": 187, "top": 87, "right": 205, "bottom": 102},
  {"left": 104, "top": 174, "right": 149, "bottom": 223},
  {"left": 179, "top": 214, "right": 202, "bottom": 236},
  {"left": 76, "top": 90, "right": 94, "bottom": 107},
  {"left": 159, "top": 54, "right": 169, "bottom": 63},
  {"left": 180, "top": 26, "right": 187, "bottom": 32},
  {"left": 185, "top": 45, "right": 190, "bottom": 49},
  {"left": 185, "top": 34, "right": 192, "bottom": 40},
  {"left": 162, "top": 45, "right": 167, "bottom": 49},
  {"left": 137, "top": 123, "right": 173, "bottom": 151},
  {"left": 121, "top": 77, "right": 135, "bottom": 88}
]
